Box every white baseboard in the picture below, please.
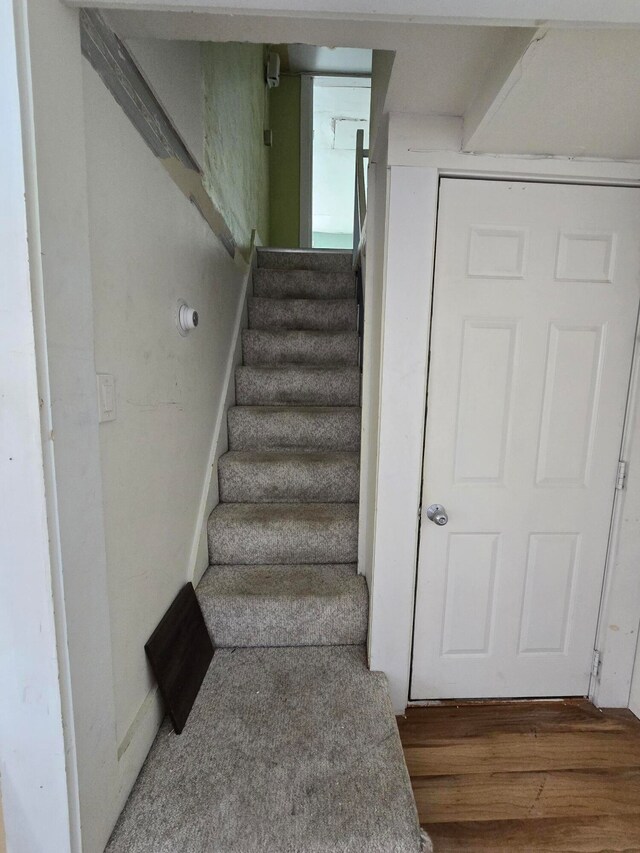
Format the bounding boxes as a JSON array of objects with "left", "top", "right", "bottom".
[{"left": 187, "top": 232, "right": 259, "bottom": 586}]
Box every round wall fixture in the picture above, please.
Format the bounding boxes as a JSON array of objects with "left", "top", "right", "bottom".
[{"left": 177, "top": 300, "right": 199, "bottom": 336}]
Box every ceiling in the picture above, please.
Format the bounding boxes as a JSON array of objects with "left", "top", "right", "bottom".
[
  {"left": 107, "top": 11, "right": 510, "bottom": 116},
  {"left": 285, "top": 45, "right": 372, "bottom": 75},
  {"left": 463, "top": 28, "right": 640, "bottom": 158},
  {"left": 105, "top": 8, "right": 640, "bottom": 159}
]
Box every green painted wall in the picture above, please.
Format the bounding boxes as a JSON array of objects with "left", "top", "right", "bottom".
[
  {"left": 269, "top": 76, "right": 300, "bottom": 248},
  {"left": 202, "top": 43, "right": 269, "bottom": 253}
]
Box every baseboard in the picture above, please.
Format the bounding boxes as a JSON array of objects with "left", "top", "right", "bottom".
[
  {"left": 115, "top": 685, "right": 164, "bottom": 820},
  {"left": 187, "top": 231, "right": 260, "bottom": 587}
]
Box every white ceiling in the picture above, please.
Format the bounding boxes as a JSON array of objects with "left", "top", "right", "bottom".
[
  {"left": 384, "top": 26, "right": 509, "bottom": 116},
  {"left": 286, "top": 45, "right": 372, "bottom": 75},
  {"left": 107, "top": 11, "right": 510, "bottom": 116},
  {"left": 105, "top": 9, "right": 640, "bottom": 160},
  {"left": 79, "top": 0, "right": 640, "bottom": 28},
  {"left": 464, "top": 28, "right": 640, "bottom": 158}
]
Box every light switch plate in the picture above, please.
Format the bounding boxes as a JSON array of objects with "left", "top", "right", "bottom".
[{"left": 97, "top": 373, "right": 116, "bottom": 423}]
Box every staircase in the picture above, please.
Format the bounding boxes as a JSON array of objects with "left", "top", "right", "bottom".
[
  {"left": 106, "top": 249, "right": 425, "bottom": 853},
  {"left": 198, "top": 248, "right": 366, "bottom": 649}
]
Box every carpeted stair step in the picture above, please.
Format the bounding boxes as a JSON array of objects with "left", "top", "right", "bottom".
[
  {"left": 235, "top": 365, "right": 360, "bottom": 406},
  {"left": 106, "top": 645, "right": 424, "bottom": 853},
  {"left": 197, "top": 564, "right": 368, "bottom": 647},
  {"left": 257, "top": 247, "right": 352, "bottom": 273},
  {"left": 208, "top": 502, "right": 358, "bottom": 565},
  {"left": 218, "top": 450, "right": 360, "bottom": 503},
  {"left": 243, "top": 329, "right": 358, "bottom": 365},
  {"left": 254, "top": 268, "right": 355, "bottom": 300},
  {"left": 249, "top": 297, "right": 357, "bottom": 332},
  {"left": 228, "top": 405, "right": 361, "bottom": 452}
]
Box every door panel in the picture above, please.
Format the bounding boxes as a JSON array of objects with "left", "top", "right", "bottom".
[{"left": 411, "top": 179, "right": 640, "bottom": 700}]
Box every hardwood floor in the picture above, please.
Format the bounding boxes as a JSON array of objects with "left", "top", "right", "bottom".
[{"left": 398, "top": 700, "right": 640, "bottom": 852}]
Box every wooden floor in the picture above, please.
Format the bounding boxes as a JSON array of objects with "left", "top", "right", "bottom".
[{"left": 398, "top": 700, "right": 640, "bottom": 852}]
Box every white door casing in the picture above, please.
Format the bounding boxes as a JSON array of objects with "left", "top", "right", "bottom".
[{"left": 411, "top": 178, "right": 640, "bottom": 700}]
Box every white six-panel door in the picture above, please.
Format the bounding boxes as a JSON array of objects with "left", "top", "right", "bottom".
[{"left": 411, "top": 179, "right": 640, "bottom": 700}]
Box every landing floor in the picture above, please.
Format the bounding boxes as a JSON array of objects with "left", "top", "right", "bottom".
[
  {"left": 107, "top": 646, "right": 421, "bottom": 852},
  {"left": 398, "top": 699, "right": 640, "bottom": 852}
]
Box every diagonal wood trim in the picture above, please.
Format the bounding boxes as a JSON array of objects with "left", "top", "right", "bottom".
[
  {"left": 80, "top": 9, "right": 199, "bottom": 172},
  {"left": 79, "top": 9, "right": 238, "bottom": 258}
]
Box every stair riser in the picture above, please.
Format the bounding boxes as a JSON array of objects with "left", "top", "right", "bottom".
[
  {"left": 228, "top": 407, "right": 361, "bottom": 452},
  {"left": 198, "top": 566, "right": 368, "bottom": 647},
  {"left": 208, "top": 513, "right": 358, "bottom": 565},
  {"left": 242, "top": 330, "right": 358, "bottom": 365},
  {"left": 219, "top": 456, "right": 360, "bottom": 503},
  {"left": 257, "top": 249, "right": 352, "bottom": 273},
  {"left": 249, "top": 298, "right": 356, "bottom": 331},
  {"left": 235, "top": 368, "right": 360, "bottom": 406},
  {"left": 253, "top": 269, "right": 355, "bottom": 300}
]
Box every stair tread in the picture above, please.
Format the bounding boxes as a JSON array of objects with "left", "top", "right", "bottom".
[
  {"left": 221, "top": 449, "right": 359, "bottom": 462},
  {"left": 250, "top": 297, "right": 356, "bottom": 306},
  {"left": 219, "top": 448, "right": 359, "bottom": 467},
  {"left": 242, "top": 329, "right": 358, "bottom": 366},
  {"left": 254, "top": 268, "right": 355, "bottom": 299},
  {"left": 230, "top": 404, "right": 360, "bottom": 413},
  {"left": 235, "top": 364, "right": 360, "bottom": 407},
  {"left": 219, "top": 450, "right": 360, "bottom": 503},
  {"left": 209, "top": 501, "right": 359, "bottom": 523},
  {"left": 257, "top": 247, "right": 352, "bottom": 273},
  {"left": 198, "top": 564, "right": 367, "bottom": 647},
  {"left": 248, "top": 297, "right": 357, "bottom": 331},
  {"left": 200, "top": 562, "right": 364, "bottom": 599},
  {"left": 208, "top": 502, "right": 359, "bottom": 565},
  {"left": 238, "top": 363, "right": 360, "bottom": 373},
  {"left": 228, "top": 405, "right": 361, "bottom": 452},
  {"left": 244, "top": 328, "right": 358, "bottom": 337}
]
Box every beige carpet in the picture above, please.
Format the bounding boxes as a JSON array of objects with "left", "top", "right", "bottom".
[{"left": 106, "top": 646, "right": 424, "bottom": 853}]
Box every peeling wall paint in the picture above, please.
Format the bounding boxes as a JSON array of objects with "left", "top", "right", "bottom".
[{"left": 202, "top": 42, "right": 269, "bottom": 252}]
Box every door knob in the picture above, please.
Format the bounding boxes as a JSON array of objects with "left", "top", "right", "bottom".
[{"left": 427, "top": 504, "right": 448, "bottom": 526}]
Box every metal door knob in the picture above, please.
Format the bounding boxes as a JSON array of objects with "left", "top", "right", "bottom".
[{"left": 427, "top": 504, "right": 448, "bottom": 526}]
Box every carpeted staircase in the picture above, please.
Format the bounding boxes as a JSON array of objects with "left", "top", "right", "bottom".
[
  {"left": 106, "top": 249, "right": 425, "bottom": 853},
  {"left": 199, "top": 248, "right": 364, "bottom": 649}
]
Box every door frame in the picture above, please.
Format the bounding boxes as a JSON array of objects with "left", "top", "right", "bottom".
[
  {"left": 409, "top": 175, "right": 640, "bottom": 703},
  {"left": 299, "top": 74, "right": 313, "bottom": 248},
  {"left": 366, "top": 119, "right": 640, "bottom": 713}
]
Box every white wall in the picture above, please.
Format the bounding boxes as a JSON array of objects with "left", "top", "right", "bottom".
[
  {"left": 0, "top": 1, "right": 75, "bottom": 848},
  {"left": 20, "top": 2, "right": 121, "bottom": 849},
  {"left": 5, "top": 0, "right": 251, "bottom": 846},
  {"left": 82, "top": 57, "right": 248, "bottom": 769},
  {"left": 126, "top": 38, "right": 204, "bottom": 168},
  {"left": 358, "top": 116, "right": 388, "bottom": 592}
]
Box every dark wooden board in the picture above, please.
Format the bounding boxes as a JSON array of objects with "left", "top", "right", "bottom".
[{"left": 145, "top": 583, "right": 214, "bottom": 734}]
